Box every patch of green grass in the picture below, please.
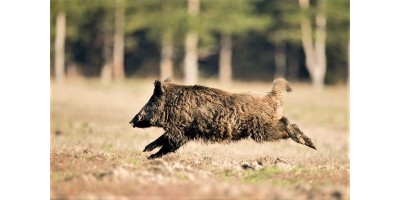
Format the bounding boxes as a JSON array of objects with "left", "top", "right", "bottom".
[
  {"left": 129, "top": 158, "right": 141, "bottom": 166},
  {"left": 217, "top": 169, "right": 240, "bottom": 181},
  {"left": 243, "top": 167, "right": 283, "bottom": 183},
  {"left": 175, "top": 172, "right": 190, "bottom": 180},
  {"left": 290, "top": 166, "right": 307, "bottom": 174},
  {"left": 51, "top": 171, "right": 75, "bottom": 181},
  {"left": 104, "top": 143, "right": 113, "bottom": 151}
]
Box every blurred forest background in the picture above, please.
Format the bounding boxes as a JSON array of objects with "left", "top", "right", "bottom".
[
  {"left": 50, "top": 0, "right": 349, "bottom": 89},
  {"left": 50, "top": 1, "right": 350, "bottom": 198}
]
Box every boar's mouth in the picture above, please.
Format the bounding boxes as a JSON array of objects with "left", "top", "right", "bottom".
[{"left": 130, "top": 120, "right": 152, "bottom": 128}]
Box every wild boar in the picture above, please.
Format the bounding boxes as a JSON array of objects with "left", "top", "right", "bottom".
[{"left": 130, "top": 78, "right": 316, "bottom": 159}]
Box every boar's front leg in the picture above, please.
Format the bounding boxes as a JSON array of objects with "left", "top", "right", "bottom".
[
  {"left": 143, "top": 134, "right": 165, "bottom": 152},
  {"left": 147, "top": 134, "right": 187, "bottom": 159},
  {"left": 147, "top": 143, "right": 174, "bottom": 159},
  {"left": 147, "top": 141, "right": 185, "bottom": 159}
]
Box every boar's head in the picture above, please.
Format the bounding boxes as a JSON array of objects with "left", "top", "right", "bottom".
[{"left": 130, "top": 79, "right": 169, "bottom": 128}]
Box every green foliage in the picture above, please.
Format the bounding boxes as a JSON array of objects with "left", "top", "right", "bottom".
[
  {"left": 326, "top": 0, "right": 350, "bottom": 44},
  {"left": 261, "top": 0, "right": 302, "bottom": 44},
  {"left": 49, "top": 0, "right": 350, "bottom": 84},
  {"left": 127, "top": 0, "right": 187, "bottom": 44},
  {"left": 201, "top": 0, "right": 270, "bottom": 36}
]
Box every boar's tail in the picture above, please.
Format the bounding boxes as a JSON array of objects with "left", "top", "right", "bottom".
[{"left": 271, "top": 78, "right": 292, "bottom": 94}]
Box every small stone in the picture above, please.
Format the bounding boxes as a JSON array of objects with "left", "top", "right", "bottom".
[
  {"left": 241, "top": 162, "right": 254, "bottom": 170},
  {"left": 172, "top": 162, "right": 185, "bottom": 171},
  {"left": 273, "top": 157, "right": 293, "bottom": 170}
]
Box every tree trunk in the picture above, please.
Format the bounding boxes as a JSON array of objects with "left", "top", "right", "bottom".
[
  {"left": 101, "top": 63, "right": 112, "bottom": 85},
  {"left": 184, "top": 0, "right": 200, "bottom": 85},
  {"left": 299, "top": 0, "right": 315, "bottom": 72},
  {"left": 274, "top": 41, "right": 286, "bottom": 79},
  {"left": 113, "top": 0, "right": 125, "bottom": 81},
  {"left": 54, "top": 10, "right": 66, "bottom": 83},
  {"left": 299, "top": 0, "right": 327, "bottom": 90},
  {"left": 160, "top": 38, "right": 174, "bottom": 80},
  {"left": 219, "top": 34, "right": 232, "bottom": 86},
  {"left": 184, "top": 33, "right": 198, "bottom": 85},
  {"left": 314, "top": 0, "right": 327, "bottom": 90},
  {"left": 101, "top": 6, "right": 114, "bottom": 85},
  {"left": 101, "top": 35, "right": 113, "bottom": 85}
]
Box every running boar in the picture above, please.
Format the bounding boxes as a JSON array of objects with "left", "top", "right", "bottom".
[{"left": 130, "top": 78, "right": 316, "bottom": 159}]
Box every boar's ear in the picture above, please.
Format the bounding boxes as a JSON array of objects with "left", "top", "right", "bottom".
[
  {"left": 154, "top": 80, "right": 165, "bottom": 96},
  {"left": 163, "top": 77, "right": 173, "bottom": 83}
]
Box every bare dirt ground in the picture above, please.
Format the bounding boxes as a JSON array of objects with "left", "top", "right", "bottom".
[{"left": 50, "top": 78, "right": 349, "bottom": 200}]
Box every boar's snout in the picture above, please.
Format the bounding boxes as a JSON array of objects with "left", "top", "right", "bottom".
[
  {"left": 129, "top": 117, "right": 136, "bottom": 127},
  {"left": 129, "top": 115, "right": 140, "bottom": 127},
  {"left": 129, "top": 113, "right": 151, "bottom": 128}
]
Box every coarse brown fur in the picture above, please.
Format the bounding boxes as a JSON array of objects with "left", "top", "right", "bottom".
[{"left": 130, "top": 78, "right": 316, "bottom": 159}]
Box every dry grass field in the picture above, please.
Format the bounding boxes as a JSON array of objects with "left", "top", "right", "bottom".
[{"left": 50, "top": 78, "right": 349, "bottom": 200}]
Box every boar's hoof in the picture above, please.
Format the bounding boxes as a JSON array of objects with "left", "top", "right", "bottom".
[
  {"left": 147, "top": 153, "right": 163, "bottom": 160},
  {"left": 143, "top": 143, "right": 158, "bottom": 152}
]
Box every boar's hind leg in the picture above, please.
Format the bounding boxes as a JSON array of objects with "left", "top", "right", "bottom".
[
  {"left": 281, "top": 117, "right": 317, "bottom": 150},
  {"left": 251, "top": 118, "right": 291, "bottom": 142},
  {"left": 143, "top": 134, "right": 166, "bottom": 152},
  {"left": 147, "top": 139, "right": 187, "bottom": 159},
  {"left": 290, "top": 124, "right": 317, "bottom": 150}
]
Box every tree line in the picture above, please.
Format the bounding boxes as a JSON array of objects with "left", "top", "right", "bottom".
[{"left": 50, "top": 0, "right": 349, "bottom": 89}]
